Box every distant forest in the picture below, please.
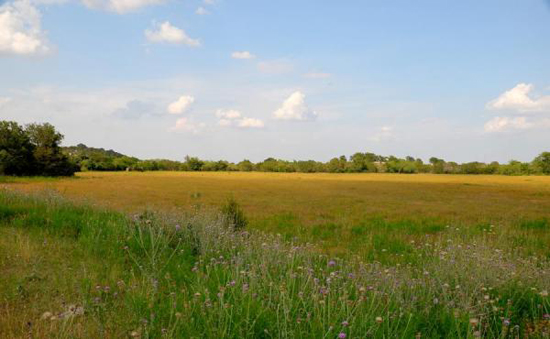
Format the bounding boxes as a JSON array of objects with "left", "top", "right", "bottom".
[{"left": 2, "top": 120, "right": 550, "bottom": 176}]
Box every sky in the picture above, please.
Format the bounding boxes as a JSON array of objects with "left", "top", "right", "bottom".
[{"left": 0, "top": 0, "right": 549, "bottom": 163}]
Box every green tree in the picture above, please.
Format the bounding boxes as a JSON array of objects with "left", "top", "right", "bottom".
[
  {"left": 185, "top": 156, "right": 204, "bottom": 171},
  {"left": 25, "top": 123, "right": 77, "bottom": 176},
  {"left": 533, "top": 152, "right": 550, "bottom": 174},
  {"left": 0, "top": 121, "right": 36, "bottom": 175}
]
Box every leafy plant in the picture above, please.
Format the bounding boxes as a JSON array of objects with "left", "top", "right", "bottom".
[{"left": 221, "top": 196, "right": 248, "bottom": 231}]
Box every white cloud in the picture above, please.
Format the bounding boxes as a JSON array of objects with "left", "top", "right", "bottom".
[
  {"left": 303, "top": 72, "right": 331, "bottom": 79},
  {"left": 237, "top": 117, "right": 264, "bottom": 129},
  {"left": 195, "top": 6, "right": 208, "bottom": 15},
  {"left": 370, "top": 126, "right": 395, "bottom": 142},
  {"left": 215, "top": 109, "right": 264, "bottom": 128},
  {"left": 483, "top": 116, "right": 534, "bottom": 133},
  {"left": 486, "top": 83, "right": 550, "bottom": 113},
  {"left": 82, "top": 0, "right": 164, "bottom": 13},
  {"left": 231, "top": 51, "right": 255, "bottom": 59},
  {"left": 167, "top": 95, "right": 194, "bottom": 114},
  {"left": 216, "top": 109, "right": 242, "bottom": 120},
  {"left": 257, "top": 59, "right": 293, "bottom": 74},
  {"left": 0, "top": 0, "right": 50, "bottom": 56},
  {"left": 145, "top": 22, "right": 200, "bottom": 47},
  {"left": 170, "top": 117, "right": 205, "bottom": 134},
  {"left": 273, "top": 91, "right": 317, "bottom": 121}
]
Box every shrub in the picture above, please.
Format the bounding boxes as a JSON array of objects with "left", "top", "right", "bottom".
[{"left": 221, "top": 197, "right": 248, "bottom": 231}]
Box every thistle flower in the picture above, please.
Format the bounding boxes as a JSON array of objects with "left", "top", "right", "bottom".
[
  {"left": 341, "top": 320, "right": 349, "bottom": 327},
  {"left": 338, "top": 333, "right": 346, "bottom": 339}
]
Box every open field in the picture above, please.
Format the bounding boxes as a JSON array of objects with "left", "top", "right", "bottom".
[
  {"left": 1, "top": 190, "right": 549, "bottom": 338},
  {"left": 4, "top": 171, "right": 550, "bottom": 259}
]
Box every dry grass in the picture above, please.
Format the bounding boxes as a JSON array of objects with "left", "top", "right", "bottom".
[{"left": 5, "top": 171, "right": 550, "bottom": 257}]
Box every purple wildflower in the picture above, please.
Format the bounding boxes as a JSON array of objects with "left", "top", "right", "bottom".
[{"left": 338, "top": 332, "right": 346, "bottom": 339}]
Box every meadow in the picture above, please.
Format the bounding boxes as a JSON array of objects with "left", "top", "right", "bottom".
[
  {"left": 6, "top": 171, "right": 550, "bottom": 259},
  {"left": 1, "top": 172, "right": 550, "bottom": 338}
]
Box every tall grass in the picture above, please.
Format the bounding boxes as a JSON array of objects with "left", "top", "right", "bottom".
[{"left": 0, "top": 189, "right": 549, "bottom": 338}]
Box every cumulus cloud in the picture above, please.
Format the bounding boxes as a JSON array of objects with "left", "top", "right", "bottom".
[
  {"left": 484, "top": 83, "right": 550, "bottom": 133},
  {"left": 170, "top": 117, "right": 205, "bottom": 134},
  {"left": 216, "top": 109, "right": 242, "bottom": 120},
  {"left": 303, "top": 72, "right": 331, "bottom": 79},
  {"left": 237, "top": 117, "right": 264, "bottom": 128},
  {"left": 486, "top": 83, "right": 550, "bottom": 113},
  {"left": 145, "top": 22, "right": 200, "bottom": 46},
  {"left": 483, "top": 116, "right": 534, "bottom": 133},
  {"left": 273, "top": 91, "right": 317, "bottom": 121},
  {"left": 167, "top": 95, "right": 194, "bottom": 114},
  {"left": 195, "top": 6, "right": 208, "bottom": 15},
  {"left": 82, "top": 0, "right": 164, "bottom": 13},
  {"left": 215, "top": 109, "right": 264, "bottom": 128},
  {"left": 231, "top": 51, "right": 255, "bottom": 59},
  {"left": 0, "top": 0, "right": 50, "bottom": 56}
]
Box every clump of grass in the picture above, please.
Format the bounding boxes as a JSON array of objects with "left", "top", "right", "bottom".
[
  {"left": 519, "top": 218, "right": 548, "bottom": 230},
  {"left": 220, "top": 196, "right": 248, "bottom": 231}
]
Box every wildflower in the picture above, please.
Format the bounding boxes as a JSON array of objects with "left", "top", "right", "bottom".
[
  {"left": 175, "top": 224, "right": 181, "bottom": 231},
  {"left": 375, "top": 316, "right": 383, "bottom": 323},
  {"left": 469, "top": 318, "right": 479, "bottom": 326},
  {"left": 328, "top": 260, "right": 336, "bottom": 267},
  {"left": 540, "top": 290, "right": 548, "bottom": 297},
  {"left": 341, "top": 320, "right": 349, "bottom": 327},
  {"left": 338, "top": 333, "right": 347, "bottom": 339},
  {"left": 483, "top": 295, "right": 490, "bottom": 300},
  {"left": 543, "top": 314, "right": 550, "bottom": 320},
  {"left": 503, "top": 319, "right": 510, "bottom": 326}
]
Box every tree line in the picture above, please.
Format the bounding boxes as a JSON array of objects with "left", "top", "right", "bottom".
[{"left": 1, "top": 120, "right": 549, "bottom": 176}]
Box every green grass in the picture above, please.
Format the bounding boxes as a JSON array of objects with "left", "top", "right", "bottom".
[{"left": 1, "top": 189, "right": 549, "bottom": 338}]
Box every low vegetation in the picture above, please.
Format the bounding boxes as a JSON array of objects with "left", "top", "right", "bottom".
[
  {"left": 0, "top": 189, "right": 549, "bottom": 338},
  {"left": 3, "top": 120, "right": 549, "bottom": 176}
]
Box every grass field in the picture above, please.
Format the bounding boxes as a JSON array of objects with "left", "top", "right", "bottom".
[
  {"left": 1, "top": 189, "right": 549, "bottom": 338},
  {"left": 5, "top": 171, "right": 550, "bottom": 259}
]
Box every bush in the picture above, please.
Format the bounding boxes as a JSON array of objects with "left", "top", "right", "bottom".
[{"left": 221, "top": 197, "right": 248, "bottom": 231}]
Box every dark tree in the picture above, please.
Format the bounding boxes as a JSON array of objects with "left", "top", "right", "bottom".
[
  {"left": 25, "top": 123, "right": 77, "bottom": 176},
  {"left": 0, "top": 121, "right": 36, "bottom": 175}
]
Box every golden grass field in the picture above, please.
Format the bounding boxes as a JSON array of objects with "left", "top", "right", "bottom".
[{"left": 5, "top": 171, "right": 550, "bottom": 257}]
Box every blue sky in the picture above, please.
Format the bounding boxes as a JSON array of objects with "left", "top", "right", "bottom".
[{"left": 1, "top": 0, "right": 549, "bottom": 163}]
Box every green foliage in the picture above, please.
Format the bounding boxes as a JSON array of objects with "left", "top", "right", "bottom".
[
  {"left": 221, "top": 197, "right": 248, "bottom": 231},
  {"left": 0, "top": 121, "right": 36, "bottom": 176},
  {"left": 0, "top": 120, "right": 76, "bottom": 176},
  {"left": 533, "top": 152, "right": 550, "bottom": 174}
]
